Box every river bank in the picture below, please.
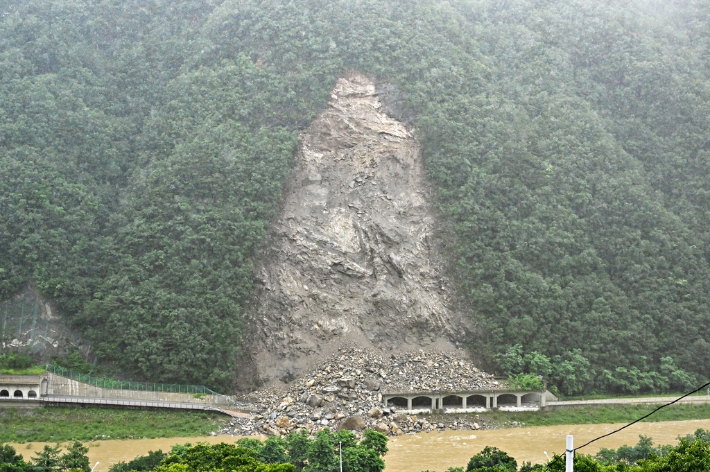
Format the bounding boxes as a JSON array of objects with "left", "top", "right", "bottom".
[
  {"left": 2, "top": 401, "right": 710, "bottom": 443},
  {"left": 7, "top": 418, "right": 710, "bottom": 472}
]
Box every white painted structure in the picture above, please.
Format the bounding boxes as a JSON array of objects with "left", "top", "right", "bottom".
[
  {"left": 382, "top": 389, "right": 558, "bottom": 413},
  {"left": 0, "top": 375, "right": 44, "bottom": 399}
]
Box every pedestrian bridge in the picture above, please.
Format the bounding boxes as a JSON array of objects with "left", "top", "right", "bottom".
[{"left": 382, "top": 389, "right": 556, "bottom": 413}]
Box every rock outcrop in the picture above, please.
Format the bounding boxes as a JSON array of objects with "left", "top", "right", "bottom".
[
  {"left": 243, "top": 72, "right": 472, "bottom": 385},
  {"left": 0, "top": 286, "right": 88, "bottom": 359}
]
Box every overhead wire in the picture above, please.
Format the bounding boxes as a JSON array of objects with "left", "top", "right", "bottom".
[{"left": 571, "top": 380, "right": 710, "bottom": 453}]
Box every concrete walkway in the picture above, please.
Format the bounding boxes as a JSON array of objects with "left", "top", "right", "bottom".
[{"left": 41, "top": 395, "right": 221, "bottom": 411}]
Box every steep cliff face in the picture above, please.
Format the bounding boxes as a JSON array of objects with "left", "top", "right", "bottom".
[
  {"left": 244, "top": 73, "right": 472, "bottom": 385},
  {"left": 0, "top": 286, "right": 89, "bottom": 359}
]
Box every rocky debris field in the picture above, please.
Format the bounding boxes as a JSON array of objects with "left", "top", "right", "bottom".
[{"left": 221, "top": 347, "right": 503, "bottom": 437}]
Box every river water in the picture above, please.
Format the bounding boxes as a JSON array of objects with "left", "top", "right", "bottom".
[{"left": 9, "top": 419, "right": 710, "bottom": 472}]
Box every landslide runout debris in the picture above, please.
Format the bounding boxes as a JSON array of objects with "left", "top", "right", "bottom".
[{"left": 224, "top": 347, "right": 502, "bottom": 437}]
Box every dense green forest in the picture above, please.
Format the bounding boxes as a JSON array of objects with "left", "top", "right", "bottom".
[{"left": 1, "top": 0, "right": 709, "bottom": 391}]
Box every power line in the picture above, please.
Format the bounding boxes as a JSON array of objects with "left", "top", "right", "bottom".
[{"left": 573, "top": 380, "right": 710, "bottom": 453}]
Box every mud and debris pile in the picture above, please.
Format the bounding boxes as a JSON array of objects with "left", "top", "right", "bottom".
[{"left": 222, "top": 347, "right": 502, "bottom": 437}]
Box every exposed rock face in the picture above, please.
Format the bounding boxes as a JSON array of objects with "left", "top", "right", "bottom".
[
  {"left": 0, "top": 286, "right": 89, "bottom": 359},
  {"left": 244, "top": 72, "right": 471, "bottom": 385}
]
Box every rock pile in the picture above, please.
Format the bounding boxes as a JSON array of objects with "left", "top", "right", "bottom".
[{"left": 221, "top": 347, "right": 502, "bottom": 437}]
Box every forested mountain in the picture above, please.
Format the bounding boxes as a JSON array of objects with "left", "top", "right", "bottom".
[{"left": 1, "top": 0, "right": 709, "bottom": 392}]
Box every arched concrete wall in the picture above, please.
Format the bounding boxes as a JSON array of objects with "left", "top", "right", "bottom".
[
  {"left": 0, "top": 375, "right": 43, "bottom": 400},
  {"left": 412, "top": 396, "right": 434, "bottom": 408},
  {"left": 496, "top": 393, "right": 518, "bottom": 406},
  {"left": 387, "top": 396, "right": 408, "bottom": 408},
  {"left": 467, "top": 394, "right": 487, "bottom": 408},
  {"left": 521, "top": 393, "right": 539, "bottom": 404},
  {"left": 381, "top": 389, "right": 547, "bottom": 411},
  {"left": 442, "top": 395, "right": 463, "bottom": 408}
]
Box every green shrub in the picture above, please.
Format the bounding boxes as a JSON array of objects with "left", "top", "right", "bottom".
[{"left": 465, "top": 447, "right": 517, "bottom": 472}]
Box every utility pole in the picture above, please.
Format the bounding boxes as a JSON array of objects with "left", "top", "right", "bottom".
[
  {"left": 566, "top": 435, "right": 573, "bottom": 472},
  {"left": 339, "top": 441, "right": 343, "bottom": 472}
]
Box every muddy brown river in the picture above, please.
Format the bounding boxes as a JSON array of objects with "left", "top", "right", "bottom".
[{"left": 10, "top": 419, "right": 710, "bottom": 472}]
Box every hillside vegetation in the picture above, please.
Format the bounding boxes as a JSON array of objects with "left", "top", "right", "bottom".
[{"left": 1, "top": 0, "right": 709, "bottom": 392}]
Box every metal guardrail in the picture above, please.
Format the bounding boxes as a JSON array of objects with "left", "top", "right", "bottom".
[{"left": 46, "top": 364, "right": 221, "bottom": 395}]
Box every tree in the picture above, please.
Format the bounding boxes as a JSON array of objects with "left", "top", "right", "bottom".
[
  {"left": 0, "top": 444, "right": 31, "bottom": 472},
  {"left": 359, "top": 430, "right": 388, "bottom": 457},
  {"left": 465, "top": 447, "right": 517, "bottom": 472},
  {"left": 108, "top": 450, "right": 166, "bottom": 472},
  {"left": 59, "top": 442, "right": 89, "bottom": 472},
  {"left": 260, "top": 437, "right": 289, "bottom": 464},
  {"left": 304, "top": 430, "right": 337, "bottom": 472},
  {"left": 285, "top": 430, "right": 310, "bottom": 472},
  {"left": 31, "top": 445, "right": 61, "bottom": 472}
]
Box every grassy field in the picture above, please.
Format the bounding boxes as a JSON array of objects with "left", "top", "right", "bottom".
[
  {"left": 0, "top": 406, "right": 229, "bottom": 443},
  {"left": 475, "top": 403, "right": 710, "bottom": 428}
]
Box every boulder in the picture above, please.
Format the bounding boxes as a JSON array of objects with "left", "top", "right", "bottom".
[
  {"left": 337, "top": 377, "right": 356, "bottom": 389},
  {"left": 364, "top": 379, "right": 380, "bottom": 391},
  {"left": 307, "top": 394, "right": 323, "bottom": 408},
  {"left": 374, "top": 422, "right": 390, "bottom": 433},
  {"left": 338, "top": 415, "right": 367, "bottom": 431},
  {"left": 275, "top": 417, "right": 291, "bottom": 428},
  {"left": 368, "top": 407, "right": 383, "bottom": 418}
]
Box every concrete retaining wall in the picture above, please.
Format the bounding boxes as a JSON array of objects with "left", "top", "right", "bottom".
[{"left": 45, "top": 373, "right": 229, "bottom": 405}]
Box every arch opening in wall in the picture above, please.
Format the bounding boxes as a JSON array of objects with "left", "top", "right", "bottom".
[
  {"left": 387, "top": 396, "right": 408, "bottom": 408},
  {"left": 521, "top": 393, "right": 539, "bottom": 405},
  {"left": 13, "top": 390, "right": 23, "bottom": 398},
  {"left": 442, "top": 395, "right": 463, "bottom": 408},
  {"left": 497, "top": 393, "right": 517, "bottom": 406},
  {"left": 412, "top": 396, "right": 433, "bottom": 409},
  {"left": 28, "top": 390, "right": 37, "bottom": 398},
  {"left": 466, "top": 394, "right": 487, "bottom": 407},
  {"left": 0, "top": 390, "right": 8, "bottom": 397}
]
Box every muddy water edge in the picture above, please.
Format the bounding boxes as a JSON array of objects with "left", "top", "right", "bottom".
[{"left": 9, "top": 419, "right": 710, "bottom": 472}]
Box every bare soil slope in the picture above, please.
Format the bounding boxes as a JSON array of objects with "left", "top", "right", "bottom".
[{"left": 241, "top": 73, "right": 473, "bottom": 386}]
